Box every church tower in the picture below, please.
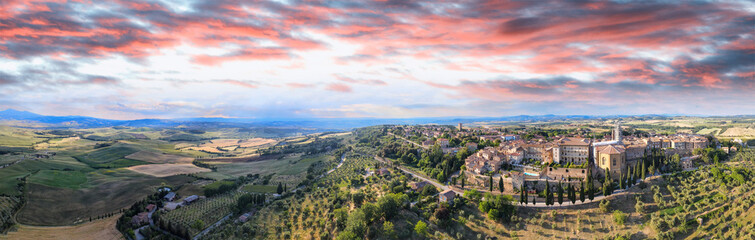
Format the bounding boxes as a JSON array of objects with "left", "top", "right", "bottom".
[{"left": 614, "top": 121, "right": 622, "bottom": 142}]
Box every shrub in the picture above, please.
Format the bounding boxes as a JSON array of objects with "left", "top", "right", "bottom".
[
  {"left": 612, "top": 210, "right": 627, "bottom": 225},
  {"left": 599, "top": 199, "right": 611, "bottom": 213}
]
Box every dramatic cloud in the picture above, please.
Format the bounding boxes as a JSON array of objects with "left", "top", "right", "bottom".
[{"left": 0, "top": 0, "right": 752, "bottom": 119}]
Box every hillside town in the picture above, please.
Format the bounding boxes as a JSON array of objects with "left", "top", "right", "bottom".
[{"left": 391, "top": 122, "right": 719, "bottom": 193}]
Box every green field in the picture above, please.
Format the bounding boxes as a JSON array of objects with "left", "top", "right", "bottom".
[
  {"left": 241, "top": 184, "right": 277, "bottom": 193},
  {"left": 17, "top": 173, "right": 196, "bottom": 225},
  {"left": 72, "top": 144, "right": 147, "bottom": 168},
  {"left": 28, "top": 170, "right": 87, "bottom": 189},
  {"left": 200, "top": 154, "right": 331, "bottom": 185}
]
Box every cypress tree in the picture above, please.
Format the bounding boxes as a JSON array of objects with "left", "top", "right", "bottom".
[
  {"left": 499, "top": 177, "right": 504, "bottom": 192},
  {"left": 277, "top": 182, "right": 283, "bottom": 194},
  {"left": 569, "top": 184, "right": 576, "bottom": 204},
  {"left": 619, "top": 173, "right": 624, "bottom": 189},
  {"left": 557, "top": 181, "right": 564, "bottom": 205},
  {"left": 641, "top": 160, "right": 647, "bottom": 180},
  {"left": 545, "top": 181, "right": 551, "bottom": 206},
  {"left": 489, "top": 175, "right": 493, "bottom": 192},
  {"left": 580, "top": 180, "right": 586, "bottom": 203}
]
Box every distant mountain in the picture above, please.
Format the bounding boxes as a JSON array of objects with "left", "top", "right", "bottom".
[
  {"left": 1, "top": 108, "right": 737, "bottom": 130},
  {"left": 0, "top": 109, "right": 43, "bottom": 119}
]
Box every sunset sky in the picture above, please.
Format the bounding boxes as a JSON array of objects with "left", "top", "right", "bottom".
[{"left": 1, "top": 0, "right": 753, "bottom": 120}]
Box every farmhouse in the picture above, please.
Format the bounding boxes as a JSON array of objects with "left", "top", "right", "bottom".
[
  {"left": 376, "top": 168, "right": 391, "bottom": 176},
  {"left": 410, "top": 181, "right": 430, "bottom": 191},
  {"left": 164, "top": 192, "right": 176, "bottom": 201},
  {"left": 184, "top": 195, "right": 199, "bottom": 204},
  {"left": 131, "top": 212, "right": 149, "bottom": 226},
  {"left": 439, "top": 189, "right": 456, "bottom": 204},
  {"left": 146, "top": 204, "right": 156, "bottom": 212}
]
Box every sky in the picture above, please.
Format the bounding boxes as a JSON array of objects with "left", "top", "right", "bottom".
[{"left": 0, "top": 0, "right": 753, "bottom": 120}]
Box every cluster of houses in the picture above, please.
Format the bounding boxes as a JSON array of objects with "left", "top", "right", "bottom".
[{"left": 462, "top": 122, "right": 713, "bottom": 190}]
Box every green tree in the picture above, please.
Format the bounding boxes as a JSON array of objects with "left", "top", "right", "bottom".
[
  {"left": 544, "top": 181, "right": 552, "bottom": 205},
  {"left": 641, "top": 160, "right": 646, "bottom": 180},
  {"left": 382, "top": 221, "right": 397, "bottom": 239},
  {"left": 489, "top": 175, "right": 493, "bottom": 192},
  {"left": 276, "top": 182, "right": 283, "bottom": 194},
  {"left": 579, "top": 180, "right": 585, "bottom": 202},
  {"left": 346, "top": 209, "right": 367, "bottom": 236},
  {"left": 619, "top": 173, "right": 624, "bottom": 189},
  {"left": 336, "top": 231, "right": 358, "bottom": 240},
  {"left": 557, "top": 181, "right": 564, "bottom": 205},
  {"left": 414, "top": 220, "right": 428, "bottom": 237},
  {"left": 499, "top": 176, "right": 504, "bottom": 192},
  {"left": 460, "top": 173, "right": 466, "bottom": 188},
  {"left": 569, "top": 184, "right": 576, "bottom": 204}
]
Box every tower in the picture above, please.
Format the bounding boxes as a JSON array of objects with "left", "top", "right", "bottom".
[
  {"left": 458, "top": 123, "right": 463, "bottom": 131},
  {"left": 614, "top": 121, "right": 622, "bottom": 142}
]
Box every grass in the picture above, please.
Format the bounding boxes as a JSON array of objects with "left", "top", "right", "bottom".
[
  {"left": 16, "top": 173, "right": 195, "bottom": 225},
  {"left": 241, "top": 184, "right": 277, "bottom": 193},
  {"left": 205, "top": 154, "right": 331, "bottom": 185},
  {"left": 5, "top": 214, "right": 124, "bottom": 240},
  {"left": 73, "top": 144, "right": 146, "bottom": 168},
  {"left": 28, "top": 170, "right": 87, "bottom": 189}
]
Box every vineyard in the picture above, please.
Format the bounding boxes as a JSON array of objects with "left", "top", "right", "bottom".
[
  {"left": 0, "top": 196, "right": 21, "bottom": 233},
  {"left": 160, "top": 192, "right": 240, "bottom": 237}
]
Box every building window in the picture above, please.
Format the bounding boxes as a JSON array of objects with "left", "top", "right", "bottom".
[
  {"left": 612, "top": 159, "right": 616, "bottom": 166},
  {"left": 602, "top": 157, "right": 606, "bottom": 165}
]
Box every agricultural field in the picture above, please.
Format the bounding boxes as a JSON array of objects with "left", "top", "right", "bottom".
[
  {"left": 126, "top": 163, "right": 210, "bottom": 177},
  {"left": 241, "top": 184, "right": 277, "bottom": 193},
  {"left": 239, "top": 138, "right": 277, "bottom": 148},
  {"left": 72, "top": 144, "right": 147, "bottom": 169},
  {"left": 199, "top": 153, "right": 334, "bottom": 186},
  {"left": 719, "top": 127, "right": 755, "bottom": 137},
  {"left": 124, "top": 150, "right": 194, "bottom": 164},
  {"left": 3, "top": 215, "right": 123, "bottom": 240},
  {"left": 159, "top": 192, "right": 240, "bottom": 237},
  {"left": 28, "top": 170, "right": 87, "bottom": 189},
  {"left": 17, "top": 173, "right": 195, "bottom": 225}
]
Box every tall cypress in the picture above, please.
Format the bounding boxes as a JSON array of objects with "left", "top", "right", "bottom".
[
  {"left": 557, "top": 181, "right": 564, "bottom": 205},
  {"left": 545, "top": 181, "right": 551, "bottom": 205},
  {"left": 499, "top": 177, "right": 504, "bottom": 192},
  {"left": 580, "top": 180, "right": 586, "bottom": 202},
  {"left": 489, "top": 175, "right": 493, "bottom": 192}
]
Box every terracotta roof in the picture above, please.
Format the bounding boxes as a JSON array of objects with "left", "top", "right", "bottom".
[
  {"left": 558, "top": 137, "right": 591, "bottom": 146},
  {"left": 598, "top": 144, "right": 625, "bottom": 154}
]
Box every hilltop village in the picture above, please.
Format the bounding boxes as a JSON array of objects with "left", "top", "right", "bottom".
[{"left": 390, "top": 122, "right": 726, "bottom": 194}]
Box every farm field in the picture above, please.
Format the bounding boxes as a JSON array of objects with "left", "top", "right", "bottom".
[
  {"left": 72, "top": 144, "right": 147, "bottom": 169},
  {"left": 3, "top": 215, "right": 123, "bottom": 240},
  {"left": 719, "top": 127, "right": 755, "bottom": 137},
  {"left": 124, "top": 150, "right": 194, "bottom": 164},
  {"left": 126, "top": 163, "right": 210, "bottom": 177},
  {"left": 238, "top": 138, "right": 277, "bottom": 148},
  {"left": 200, "top": 154, "right": 333, "bottom": 185},
  {"left": 241, "top": 184, "right": 277, "bottom": 193},
  {"left": 27, "top": 170, "right": 87, "bottom": 189},
  {"left": 16, "top": 173, "right": 195, "bottom": 225}
]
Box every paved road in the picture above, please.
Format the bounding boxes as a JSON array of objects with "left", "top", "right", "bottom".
[
  {"left": 387, "top": 132, "right": 428, "bottom": 150},
  {"left": 373, "top": 155, "right": 462, "bottom": 195},
  {"left": 193, "top": 213, "right": 232, "bottom": 240}
]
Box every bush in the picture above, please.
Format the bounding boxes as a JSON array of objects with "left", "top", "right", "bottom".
[
  {"left": 612, "top": 210, "right": 627, "bottom": 225},
  {"left": 599, "top": 199, "right": 611, "bottom": 213}
]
